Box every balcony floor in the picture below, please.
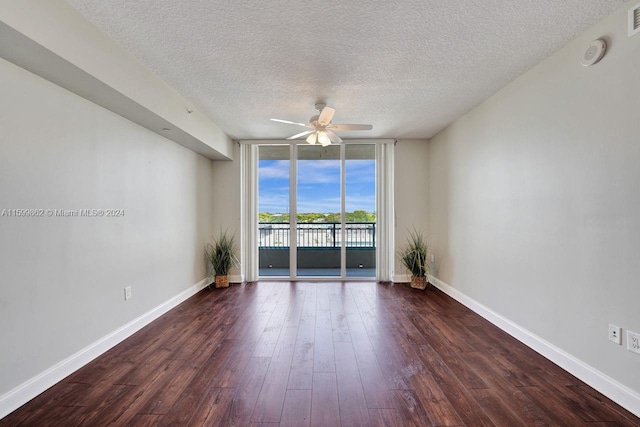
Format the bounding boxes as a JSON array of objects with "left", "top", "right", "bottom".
[{"left": 259, "top": 267, "right": 375, "bottom": 278}]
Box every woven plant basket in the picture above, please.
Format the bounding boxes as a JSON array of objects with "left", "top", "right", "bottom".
[
  {"left": 215, "top": 275, "right": 229, "bottom": 288},
  {"left": 410, "top": 276, "right": 428, "bottom": 290}
]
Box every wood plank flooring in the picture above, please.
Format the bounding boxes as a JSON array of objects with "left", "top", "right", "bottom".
[{"left": 2, "top": 281, "right": 638, "bottom": 426}]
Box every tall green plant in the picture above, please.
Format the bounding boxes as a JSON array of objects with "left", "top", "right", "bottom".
[
  {"left": 398, "top": 229, "right": 429, "bottom": 278},
  {"left": 205, "top": 230, "right": 239, "bottom": 276}
]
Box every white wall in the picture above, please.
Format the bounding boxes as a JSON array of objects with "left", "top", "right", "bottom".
[
  {"left": 0, "top": 58, "right": 215, "bottom": 400},
  {"left": 429, "top": 0, "right": 640, "bottom": 400},
  {"left": 394, "top": 139, "right": 429, "bottom": 280},
  {"left": 211, "top": 143, "right": 243, "bottom": 280},
  {"left": 211, "top": 143, "right": 242, "bottom": 233},
  {"left": 0, "top": 0, "right": 233, "bottom": 160}
]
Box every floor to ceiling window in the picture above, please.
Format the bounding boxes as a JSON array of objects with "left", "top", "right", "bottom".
[
  {"left": 296, "top": 144, "right": 342, "bottom": 277},
  {"left": 345, "top": 144, "right": 376, "bottom": 277},
  {"left": 257, "top": 145, "right": 290, "bottom": 277},
  {"left": 242, "top": 140, "right": 394, "bottom": 282},
  {"left": 257, "top": 143, "right": 377, "bottom": 279}
]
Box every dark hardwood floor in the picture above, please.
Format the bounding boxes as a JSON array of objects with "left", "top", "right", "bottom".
[{"left": 3, "top": 281, "right": 639, "bottom": 426}]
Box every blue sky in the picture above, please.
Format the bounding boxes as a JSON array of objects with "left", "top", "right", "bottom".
[{"left": 259, "top": 159, "right": 375, "bottom": 213}]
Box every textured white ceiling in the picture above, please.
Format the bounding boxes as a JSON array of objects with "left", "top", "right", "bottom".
[{"left": 65, "top": 0, "right": 625, "bottom": 140}]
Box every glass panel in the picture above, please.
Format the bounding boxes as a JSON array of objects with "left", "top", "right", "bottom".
[
  {"left": 297, "top": 145, "right": 341, "bottom": 276},
  {"left": 345, "top": 145, "right": 376, "bottom": 277},
  {"left": 258, "top": 146, "right": 290, "bottom": 277}
]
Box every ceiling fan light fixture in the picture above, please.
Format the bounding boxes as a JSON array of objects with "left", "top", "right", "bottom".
[
  {"left": 317, "top": 131, "right": 330, "bottom": 146},
  {"left": 306, "top": 132, "right": 317, "bottom": 145},
  {"left": 272, "top": 104, "right": 372, "bottom": 144}
]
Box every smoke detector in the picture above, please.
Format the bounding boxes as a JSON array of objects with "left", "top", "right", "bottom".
[{"left": 581, "top": 39, "right": 606, "bottom": 67}]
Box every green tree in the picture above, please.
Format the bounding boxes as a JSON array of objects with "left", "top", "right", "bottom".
[{"left": 260, "top": 211, "right": 376, "bottom": 223}]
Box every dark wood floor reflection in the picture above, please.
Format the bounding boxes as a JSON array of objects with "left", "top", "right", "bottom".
[{"left": 3, "top": 281, "right": 639, "bottom": 426}]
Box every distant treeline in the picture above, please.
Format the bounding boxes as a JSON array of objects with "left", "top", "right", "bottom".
[{"left": 259, "top": 210, "right": 376, "bottom": 223}]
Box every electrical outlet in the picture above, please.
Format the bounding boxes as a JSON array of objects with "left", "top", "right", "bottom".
[
  {"left": 627, "top": 331, "right": 640, "bottom": 354},
  {"left": 609, "top": 324, "right": 621, "bottom": 344},
  {"left": 430, "top": 254, "right": 435, "bottom": 263},
  {"left": 124, "top": 286, "right": 132, "bottom": 301}
]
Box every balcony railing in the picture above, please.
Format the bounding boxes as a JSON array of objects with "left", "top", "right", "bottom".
[{"left": 259, "top": 222, "right": 375, "bottom": 249}]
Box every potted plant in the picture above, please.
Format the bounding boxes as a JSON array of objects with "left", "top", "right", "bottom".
[
  {"left": 398, "top": 229, "right": 430, "bottom": 290},
  {"left": 205, "top": 230, "right": 239, "bottom": 288}
]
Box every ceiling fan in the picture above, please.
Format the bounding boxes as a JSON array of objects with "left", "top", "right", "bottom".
[{"left": 271, "top": 103, "right": 373, "bottom": 146}]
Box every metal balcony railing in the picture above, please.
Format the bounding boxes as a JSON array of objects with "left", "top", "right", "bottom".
[{"left": 259, "top": 222, "right": 376, "bottom": 249}]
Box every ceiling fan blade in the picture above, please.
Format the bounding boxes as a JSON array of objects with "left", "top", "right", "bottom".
[
  {"left": 327, "top": 130, "right": 343, "bottom": 144},
  {"left": 271, "top": 118, "right": 309, "bottom": 127},
  {"left": 287, "top": 130, "right": 313, "bottom": 140},
  {"left": 317, "top": 107, "right": 335, "bottom": 126},
  {"left": 327, "top": 124, "right": 373, "bottom": 131}
]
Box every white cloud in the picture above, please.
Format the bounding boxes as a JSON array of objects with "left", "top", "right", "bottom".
[
  {"left": 259, "top": 160, "right": 290, "bottom": 180},
  {"left": 259, "top": 192, "right": 289, "bottom": 212},
  {"left": 297, "top": 160, "right": 341, "bottom": 184},
  {"left": 346, "top": 160, "right": 375, "bottom": 184},
  {"left": 258, "top": 158, "right": 375, "bottom": 213},
  {"left": 345, "top": 194, "right": 375, "bottom": 212},
  {"left": 297, "top": 198, "right": 341, "bottom": 214}
]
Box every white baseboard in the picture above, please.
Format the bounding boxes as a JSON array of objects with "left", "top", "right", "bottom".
[
  {"left": 393, "top": 274, "right": 411, "bottom": 283},
  {"left": 428, "top": 276, "right": 640, "bottom": 418},
  {"left": 0, "top": 278, "right": 210, "bottom": 419}
]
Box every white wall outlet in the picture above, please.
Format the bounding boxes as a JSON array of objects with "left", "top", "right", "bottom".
[
  {"left": 627, "top": 330, "right": 640, "bottom": 354},
  {"left": 124, "top": 286, "right": 132, "bottom": 301},
  {"left": 609, "top": 324, "right": 622, "bottom": 344},
  {"left": 430, "top": 254, "right": 435, "bottom": 263}
]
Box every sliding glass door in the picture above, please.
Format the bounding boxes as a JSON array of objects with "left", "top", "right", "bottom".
[
  {"left": 258, "top": 143, "right": 377, "bottom": 279},
  {"left": 345, "top": 144, "right": 376, "bottom": 277},
  {"left": 297, "top": 145, "right": 342, "bottom": 276},
  {"left": 258, "top": 146, "right": 290, "bottom": 277}
]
